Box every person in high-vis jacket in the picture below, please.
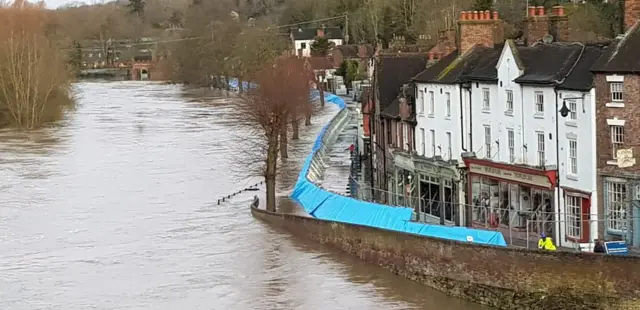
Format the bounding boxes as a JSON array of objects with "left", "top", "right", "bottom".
[{"left": 538, "top": 233, "right": 557, "bottom": 251}]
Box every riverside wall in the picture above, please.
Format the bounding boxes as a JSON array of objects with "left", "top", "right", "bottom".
[{"left": 251, "top": 92, "right": 640, "bottom": 309}]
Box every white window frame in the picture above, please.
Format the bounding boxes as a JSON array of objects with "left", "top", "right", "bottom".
[
  {"left": 536, "top": 131, "right": 545, "bottom": 166},
  {"left": 420, "top": 128, "right": 426, "bottom": 156},
  {"left": 568, "top": 139, "right": 577, "bottom": 175},
  {"left": 565, "top": 195, "right": 582, "bottom": 240},
  {"left": 482, "top": 88, "right": 490, "bottom": 110},
  {"left": 428, "top": 91, "right": 435, "bottom": 116},
  {"left": 505, "top": 90, "right": 513, "bottom": 114},
  {"left": 396, "top": 122, "right": 401, "bottom": 148},
  {"left": 535, "top": 91, "right": 544, "bottom": 114},
  {"left": 430, "top": 129, "right": 435, "bottom": 156},
  {"left": 446, "top": 132, "right": 452, "bottom": 160},
  {"left": 567, "top": 99, "right": 577, "bottom": 120},
  {"left": 484, "top": 125, "right": 491, "bottom": 158},
  {"left": 610, "top": 125, "right": 624, "bottom": 159},
  {"left": 402, "top": 123, "right": 409, "bottom": 150},
  {"left": 418, "top": 90, "right": 424, "bottom": 115},
  {"left": 605, "top": 180, "right": 627, "bottom": 233},
  {"left": 507, "top": 129, "right": 515, "bottom": 163},
  {"left": 445, "top": 92, "right": 451, "bottom": 117},
  {"left": 610, "top": 82, "right": 623, "bottom": 102}
]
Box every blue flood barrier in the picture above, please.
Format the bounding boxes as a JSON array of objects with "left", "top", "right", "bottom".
[{"left": 290, "top": 92, "right": 508, "bottom": 247}]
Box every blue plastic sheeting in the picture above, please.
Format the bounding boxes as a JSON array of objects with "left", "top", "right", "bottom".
[{"left": 289, "top": 93, "right": 508, "bottom": 247}]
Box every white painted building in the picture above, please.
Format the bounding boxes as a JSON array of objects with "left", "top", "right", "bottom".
[
  {"left": 412, "top": 40, "right": 605, "bottom": 250},
  {"left": 290, "top": 27, "right": 343, "bottom": 57}
]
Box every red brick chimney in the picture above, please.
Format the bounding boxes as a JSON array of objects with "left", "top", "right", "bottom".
[
  {"left": 524, "top": 6, "right": 550, "bottom": 46},
  {"left": 549, "top": 6, "right": 569, "bottom": 42},
  {"left": 317, "top": 26, "right": 325, "bottom": 38},
  {"left": 625, "top": 0, "right": 640, "bottom": 32},
  {"left": 458, "top": 10, "right": 504, "bottom": 55}
]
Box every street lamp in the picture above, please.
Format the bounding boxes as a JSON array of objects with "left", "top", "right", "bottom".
[{"left": 555, "top": 95, "right": 584, "bottom": 248}]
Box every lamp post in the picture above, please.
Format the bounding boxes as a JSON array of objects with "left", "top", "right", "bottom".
[{"left": 555, "top": 95, "right": 584, "bottom": 248}]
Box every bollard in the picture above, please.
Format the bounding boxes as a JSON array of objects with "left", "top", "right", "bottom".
[
  {"left": 217, "top": 200, "right": 220, "bottom": 205},
  {"left": 222, "top": 197, "right": 225, "bottom": 202}
]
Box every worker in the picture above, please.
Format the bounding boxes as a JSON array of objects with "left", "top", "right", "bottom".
[{"left": 538, "top": 233, "right": 557, "bottom": 251}]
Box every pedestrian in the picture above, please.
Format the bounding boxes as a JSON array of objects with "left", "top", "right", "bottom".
[
  {"left": 593, "top": 239, "right": 606, "bottom": 253},
  {"left": 537, "top": 233, "right": 557, "bottom": 251}
]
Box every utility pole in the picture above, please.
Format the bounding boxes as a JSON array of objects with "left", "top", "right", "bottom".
[{"left": 344, "top": 13, "right": 349, "bottom": 44}]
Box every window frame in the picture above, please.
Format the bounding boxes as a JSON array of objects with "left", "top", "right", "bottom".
[
  {"left": 567, "top": 99, "right": 577, "bottom": 120},
  {"left": 568, "top": 139, "right": 578, "bottom": 175},
  {"left": 428, "top": 91, "right": 435, "bottom": 116},
  {"left": 610, "top": 125, "right": 624, "bottom": 159},
  {"left": 610, "top": 82, "right": 624, "bottom": 102},
  {"left": 536, "top": 131, "right": 545, "bottom": 167},
  {"left": 446, "top": 132, "right": 452, "bottom": 160},
  {"left": 507, "top": 128, "right": 515, "bottom": 163},
  {"left": 564, "top": 193, "right": 590, "bottom": 243},
  {"left": 484, "top": 125, "right": 491, "bottom": 158},
  {"left": 445, "top": 92, "right": 451, "bottom": 117},
  {"left": 430, "top": 129, "right": 436, "bottom": 156},
  {"left": 482, "top": 88, "right": 490, "bottom": 110},
  {"left": 604, "top": 180, "right": 628, "bottom": 234},
  {"left": 420, "top": 128, "right": 426, "bottom": 156},
  {"left": 505, "top": 89, "right": 513, "bottom": 113},
  {"left": 418, "top": 90, "right": 424, "bottom": 115},
  {"left": 535, "top": 91, "right": 544, "bottom": 114}
]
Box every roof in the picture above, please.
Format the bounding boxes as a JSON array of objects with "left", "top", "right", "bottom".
[
  {"left": 412, "top": 45, "right": 502, "bottom": 84},
  {"left": 306, "top": 57, "right": 333, "bottom": 70},
  {"left": 381, "top": 86, "right": 416, "bottom": 121},
  {"left": 291, "top": 27, "right": 343, "bottom": 41},
  {"left": 513, "top": 43, "right": 588, "bottom": 84},
  {"left": 557, "top": 45, "right": 606, "bottom": 91},
  {"left": 376, "top": 54, "right": 428, "bottom": 110},
  {"left": 591, "top": 23, "right": 640, "bottom": 73},
  {"left": 336, "top": 44, "right": 374, "bottom": 58}
]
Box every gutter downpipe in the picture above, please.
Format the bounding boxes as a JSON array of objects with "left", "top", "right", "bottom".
[
  {"left": 459, "top": 83, "right": 467, "bottom": 152},
  {"left": 464, "top": 83, "right": 473, "bottom": 151}
]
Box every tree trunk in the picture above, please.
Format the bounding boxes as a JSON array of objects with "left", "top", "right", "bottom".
[
  {"left": 280, "top": 120, "right": 288, "bottom": 159},
  {"left": 265, "top": 134, "right": 279, "bottom": 212},
  {"left": 292, "top": 118, "right": 299, "bottom": 140},
  {"left": 238, "top": 78, "right": 244, "bottom": 93}
]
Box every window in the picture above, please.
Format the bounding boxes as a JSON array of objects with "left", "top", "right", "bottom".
[
  {"left": 536, "top": 131, "right": 545, "bottom": 166},
  {"left": 507, "top": 129, "right": 515, "bottom": 163},
  {"left": 611, "top": 125, "right": 624, "bottom": 158},
  {"left": 482, "top": 88, "right": 490, "bottom": 110},
  {"left": 402, "top": 123, "right": 409, "bottom": 150},
  {"left": 535, "top": 91, "right": 544, "bottom": 114},
  {"left": 301, "top": 42, "right": 307, "bottom": 49},
  {"left": 484, "top": 125, "right": 491, "bottom": 158},
  {"left": 568, "top": 99, "right": 577, "bottom": 120},
  {"left": 569, "top": 139, "right": 577, "bottom": 175},
  {"left": 445, "top": 92, "right": 451, "bottom": 117},
  {"left": 610, "top": 82, "right": 623, "bottom": 102},
  {"left": 396, "top": 122, "right": 401, "bottom": 147},
  {"left": 565, "top": 195, "right": 582, "bottom": 239},
  {"left": 420, "top": 128, "right": 426, "bottom": 155},
  {"left": 506, "top": 90, "right": 513, "bottom": 113},
  {"left": 605, "top": 181, "right": 627, "bottom": 232},
  {"left": 418, "top": 90, "right": 424, "bottom": 114},
  {"left": 428, "top": 91, "right": 434, "bottom": 116},
  {"left": 446, "top": 132, "right": 452, "bottom": 160},
  {"left": 430, "top": 129, "right": 435, "bottom": 156}
]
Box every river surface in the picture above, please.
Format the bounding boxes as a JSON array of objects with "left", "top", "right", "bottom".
[{"left": 0, "top": 81, "right": 490, "bottom": 310}]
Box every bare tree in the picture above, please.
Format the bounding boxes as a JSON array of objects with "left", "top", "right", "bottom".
[{"left": 237, "top": 56, "right": 310, "bottom": 212}]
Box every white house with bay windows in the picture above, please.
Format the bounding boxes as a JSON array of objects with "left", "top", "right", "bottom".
[{"left": 465, "top": 41, "right": 602, "bottom": 251}]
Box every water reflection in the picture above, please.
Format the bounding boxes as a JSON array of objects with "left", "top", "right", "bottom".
[{"left": 0, "top": 81, "right": 490, "bottom": 310}]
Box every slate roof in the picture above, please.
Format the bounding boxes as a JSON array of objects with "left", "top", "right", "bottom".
[
  {"left": 376, "top": 54, "right": 428, "bottom": 110},
  {"left": 591, "top": 23, "right": 640, "bottom": 73},
  {"left": 557, "top": 45, "right": 606, "bottom": 91},
  {"left": 381, "top": 87, "right": 416, "bottom": 121},
  {"left": 412, "top": 45, "right": 502, "bottom": 84},
  {"left": 290, "top": 27, "right": 343, "bottom": 40},
  {"left": 336, "top": 44, "right": 374, "bottom": 58},
  {"left": 513, "top": 43, "right": 587, "bottom": 85},
  {"left": 458, "top": 47, "right": 503, "bottom": 82}
]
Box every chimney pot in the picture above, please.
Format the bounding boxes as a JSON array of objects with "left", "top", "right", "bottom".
[
  {"left": 460, "top": 11, "right": 467, "bottom": 21},
  {"left": 473, "top": 11, "right": 479, "bottom": 20},
  {"left": 537, "top": 6, "right": 545, "bottom": 16},
  {"left": 428, "top": 52, "right": 434, "bottom": 61},
  {"left": 528, "top": 6, "right": 536, "bottom": 17},
  {"left": 553, "top": 5, "right": 565, "bottom": 16},
  {"left": 493, "top": 11, "right": 499, "bottom": 20},
  {"left": 484, "top": 10, "right": 490, "bottom": 20}
]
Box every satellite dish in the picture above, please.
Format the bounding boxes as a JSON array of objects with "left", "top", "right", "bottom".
[{"left": 542, "top": 34, "right": 554, "bottom": 43}]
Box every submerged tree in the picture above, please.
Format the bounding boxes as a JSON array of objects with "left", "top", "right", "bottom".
[
  {"left": 310, "top": 36, "right": 334, "bottom": 57},
  {"left": 238, "top": 56, "right": 310, "bottom": 212}
]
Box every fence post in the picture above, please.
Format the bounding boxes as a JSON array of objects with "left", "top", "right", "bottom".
[
  {"left": 526, "top": 219, "right": 530, "bottom": 250},
  {"left": 439, "top": 173, "right": 445, "bottom": 225}
]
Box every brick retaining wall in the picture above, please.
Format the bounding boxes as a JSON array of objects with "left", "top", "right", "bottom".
[{"left": 251, "top": 206, "right": 640, "bottom": 309}]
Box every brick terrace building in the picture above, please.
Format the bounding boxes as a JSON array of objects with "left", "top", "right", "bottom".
[{"left": 591, "top": 0, "right": 640, "bottom": 248}]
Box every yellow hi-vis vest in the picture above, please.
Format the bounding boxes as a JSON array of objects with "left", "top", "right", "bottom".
[{"left": 538, "top": 237, "right": 557, "bottom": 251}]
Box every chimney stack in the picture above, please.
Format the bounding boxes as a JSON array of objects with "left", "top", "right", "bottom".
[
  {"left": 549, "top": 6, "right": 569, "bottom": 42},
  {"left": 458, "top": 10, "right": 504, "bottom": 55},
  {"left": 524, "top": 6, "right": 550, "bottom": 46},
  {"left": 625, "top": 0, "right": 640, "bottom": 32},
  {"left": 317, "top": 28, "right": 325, "bottom": 38}
]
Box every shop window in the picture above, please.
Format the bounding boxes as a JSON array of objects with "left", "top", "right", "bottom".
[
  {"left": 564, "top": 193, "right": 590, "bottom": 242},
  {"left": 604, "top": 179, "right": 627, "bottom": 233},
  {"left": 418, "top": 174, "right": 456, "bottom": 223}
]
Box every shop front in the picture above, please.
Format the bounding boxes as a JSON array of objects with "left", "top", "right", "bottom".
[
  {"left": 464, "top": 158, "right": 557, "bottom": 241},
  {"left": 393, "top": 151, "right": 463, "bottom": 225}
]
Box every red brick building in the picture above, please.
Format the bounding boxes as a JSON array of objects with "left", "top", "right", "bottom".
[{"left": 591, "top": 0, "right": 640, "bottom": 247}]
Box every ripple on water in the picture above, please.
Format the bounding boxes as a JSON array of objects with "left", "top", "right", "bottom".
[{"left": 0, "top": 81, "right": 492, "bottom": 310}]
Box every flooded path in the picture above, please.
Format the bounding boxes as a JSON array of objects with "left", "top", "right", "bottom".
[{"left": 0, "top": 81, "right": 490, "bottom": 309}]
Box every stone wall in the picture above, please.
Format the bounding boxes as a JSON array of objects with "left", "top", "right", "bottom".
[{"left": 251, "top": 206, "right": 640, "bottom": 310}]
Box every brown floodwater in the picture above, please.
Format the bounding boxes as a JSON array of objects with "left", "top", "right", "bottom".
[{"left": 0, "top": 81, "right": 491, "bottom": 309}]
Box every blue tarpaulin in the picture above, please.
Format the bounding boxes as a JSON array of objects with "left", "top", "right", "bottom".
[{"left": 289, "top": 92, "right": 508, "bottom": 247}]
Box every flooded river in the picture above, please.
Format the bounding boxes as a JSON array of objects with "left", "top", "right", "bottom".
[{"left": 0, "top": 82, "right": 490, "bottom": 309}]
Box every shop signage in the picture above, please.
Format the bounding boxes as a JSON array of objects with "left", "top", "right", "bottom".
[
  {"left": 468, "top": 163, "right": 552, "bottom": 188},
  {"left": 415, "top": 162, "right": 456, "bottom": 178},
  {"left": 393, "top": 153, "right": 414, "bottom": 170}
]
